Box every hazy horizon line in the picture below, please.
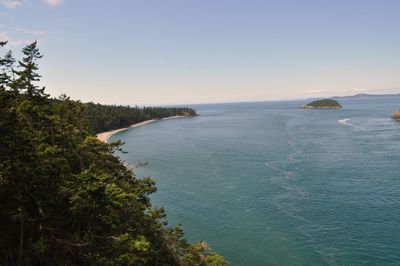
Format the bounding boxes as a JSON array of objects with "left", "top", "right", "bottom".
[{"left": 109, "top": 90, "right": 400, "bottom": 107}]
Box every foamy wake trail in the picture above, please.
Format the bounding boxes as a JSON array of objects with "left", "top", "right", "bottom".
[
  {"left": 338, "top": 118, "right": 364, "bottom": 130},
  {"left": 338, "top": 119, "right": 351, "bottom": 125}
]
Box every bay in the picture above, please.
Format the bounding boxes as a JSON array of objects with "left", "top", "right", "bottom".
[{"left": 110, "top": 97, "right": 400, "bottom": 265}]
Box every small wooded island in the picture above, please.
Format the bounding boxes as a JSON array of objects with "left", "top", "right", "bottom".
[
  {"left": 392, "top": 111, "right": 400, "bottom": 120},
  {"left": 303, "top": 99, "right": 343, "bottom": 109}
]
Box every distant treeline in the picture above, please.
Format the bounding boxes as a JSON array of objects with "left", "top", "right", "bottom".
[
  {"left": 79, "top": 102, "right": 196, "bottom": 133},
  {"left": 0, "top": 41, "right": 226, "bottom": 265}
]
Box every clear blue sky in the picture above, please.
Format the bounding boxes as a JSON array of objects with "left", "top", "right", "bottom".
[{"left": 1, "top": 0, "right": 400, "bottom": 105}]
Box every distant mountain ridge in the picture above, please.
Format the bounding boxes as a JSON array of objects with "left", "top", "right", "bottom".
[{"left": 332, "top": 93, "right": 400, "bottom": 99}]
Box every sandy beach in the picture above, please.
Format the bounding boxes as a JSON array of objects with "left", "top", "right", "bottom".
[{"left": 96, "top": 115, "right": 188, "bottom": 142}]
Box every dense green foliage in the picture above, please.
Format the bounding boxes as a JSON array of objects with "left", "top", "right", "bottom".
[
  {"left": 80, "top": 103, "right": 196, "bottom": 134},
  {"left": 0, "top": 41, "right": 226, "bottom": 265},
  {"left": 304, "top": 99, "right": 342, "bottom": 108}
]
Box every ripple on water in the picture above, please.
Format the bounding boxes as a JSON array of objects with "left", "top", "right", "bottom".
[{"left": 116, "top": 99, "right": 400, "bottom": 265}]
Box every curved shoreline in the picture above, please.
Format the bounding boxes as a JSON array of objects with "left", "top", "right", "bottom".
[{"left": 96, "top": 115, "right": 188, "bottom": 143}]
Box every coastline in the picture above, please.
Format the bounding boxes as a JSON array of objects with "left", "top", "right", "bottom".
[
  {"left": 96, "top": 115, "right": 188, "bottom": 142},
  {"left": 392, "top": 111, "right": 400, "bottom": 120}
]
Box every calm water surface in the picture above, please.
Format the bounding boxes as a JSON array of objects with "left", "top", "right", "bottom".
[{"left": 110, "top": 97, "right": 400, "bottom": 265}]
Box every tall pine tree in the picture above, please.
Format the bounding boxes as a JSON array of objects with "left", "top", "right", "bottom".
[
  {"left": 13, "top": 41, "right": 45, "bottom": 97},
  {"left": 0, "top": 42, "right": 227, "bottom": 265},
  {"left": 0, "top": 41, "right": 12, "bottom": 88}
]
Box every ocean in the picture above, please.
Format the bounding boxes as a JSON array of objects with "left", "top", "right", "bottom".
[{"left": 110, "top": 96, "right": 400, "bottom": 265}]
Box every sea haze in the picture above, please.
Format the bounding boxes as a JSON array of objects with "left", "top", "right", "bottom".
[{"left": 111, "top": 96, "right": 400, "bottom": 265}]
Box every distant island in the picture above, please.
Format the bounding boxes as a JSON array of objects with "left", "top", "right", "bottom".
[
  {"left": 392, "top": 111, "right": 400, "bottom": 120},
  {"left": 303, "top": 99, "right": 342, "bottom": 109}
]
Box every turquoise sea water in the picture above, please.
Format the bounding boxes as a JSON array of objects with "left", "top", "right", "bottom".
[{"left": 110, "top": 97, "right": 400, "bottom": 265}]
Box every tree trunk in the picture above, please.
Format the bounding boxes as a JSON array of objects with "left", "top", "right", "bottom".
[{"left": 18, "top": 217, "right": 24, "bottom": 266}]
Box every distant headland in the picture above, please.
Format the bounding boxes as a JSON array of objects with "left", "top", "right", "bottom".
[{"left": 303, "top": 99, "right": 342, "bottom": 109}]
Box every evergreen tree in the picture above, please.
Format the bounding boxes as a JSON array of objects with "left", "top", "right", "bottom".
[
  {"left": 0, "top": 41, "right": 14, "bottom": 88},
  {"left": 3, "top": 50, "right": 17, "bottom": 89},
  {"left": 0, "top": 42, "right": 227, "bottom": 265},
  {"left": 13, "top": 41, "right": 45, "bottom": 97}
]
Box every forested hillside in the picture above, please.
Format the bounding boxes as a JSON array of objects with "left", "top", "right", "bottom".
[
  {"left": 81, "top": 103, "right": 196, "bottom": 134},
  {"left": 303, "top": 99, "right": 342, "bottom": 109},
  {"left": 0, "top": 41, "right": 226, "bottom": 265}
]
